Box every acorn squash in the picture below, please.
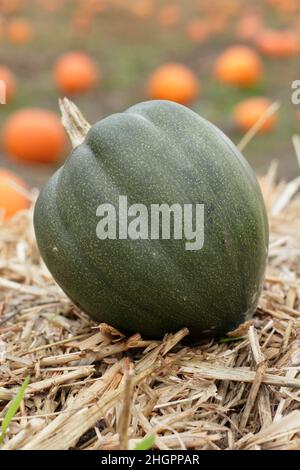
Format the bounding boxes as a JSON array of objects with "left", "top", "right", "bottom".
[{"left": 34, "top": 99, "right": 268, "bottom": 339}]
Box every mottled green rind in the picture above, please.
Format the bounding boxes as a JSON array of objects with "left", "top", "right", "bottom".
[{"left": 34, "top": 100, "right": 268, "bottom": 339}]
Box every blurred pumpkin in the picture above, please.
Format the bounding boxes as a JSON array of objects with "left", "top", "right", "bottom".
[
  {"left": 72, "top": 13, "right": 93, "bottom": 34},
  {"left": 214, "top": 45, "right": 263, "bottom": 88},
  {"left": 147, "top": 63, "right": 199, "bottom": 105},
  {"left": 0, "top": 66, "right": 16, "bottom": 102},
  {"left": 186, "top": 20, "right": 211, "bottom": 43},
  {"left": 6, "top": 18, "right": 34, "bottom": 45},
  {"left": 0, "top": 169, "right": 29, "bottom": 220},
  {"left": 275, "top": 0, "right": 299, "bottom": 14},
  {"left": 256, "top": 29, "right": 299, "bottom": 58},
  {"left": 130, "top": 0, "right": 153, "bottom": 18},
  {"left": 0, "top": 0, "right": 25, "bottom": 15},
  {"left": 235, "top": 14, "right": 263, "bottom": 41},
  {"left": 2, "top": 109, "right": 66, "bottom": 164},
  {"left": 157, "top": 4, "right": 181, "bottom": 28},
  {"left": 54, "top": 52, "right": 100, "bottom": 95},
  {"left": 207, "top": 14, "right": 227, "bottom": 34},
  {"left": 233, "top": 97, "right": 277, "bottom": 133}
]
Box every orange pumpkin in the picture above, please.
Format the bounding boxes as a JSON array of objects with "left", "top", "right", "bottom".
[
  {"left": 214, "top": 45, "right": 263, "bottom": 88},
  {"left": 0, "top": 0, "right": 25, "bottom": 15},
  {"left": 186, "top": 20, "right": 211, "bottom": 43},
  {"left": 0, "top": 169, "right": 29, "bottom": 220},
  {"left": 157, "top": 4, "right": 181, "bottom": 28},
  {"left": 147, "top": 63, "right": 200, "bottom": 105},
  {"left": 2, "top": 109, "right": 66, "bottom": 164},
  {"left": 72, "top": 13, "right": 93, "bottom": 34},
  {"left": 0, "top": 66, "right": 16, "bottom": 102},
  {"left": 130, "top": 0, "right": 153, "bottom": 18},
  {"left": 54, "top": 52, "right": 100, "bottom": 95},
  {"left": 256, "top": 29, "right": 299, "bottom": 58},
  {"left": 275, "top": 0, "right": 299, "bottom": 14},
  {"left": 235, "top": 14, "right": 263, "bottom": 41},
  {"left": 207, "top": 14, "right": 227, "bottom": 34},
  {"left": 233, "top": 97, "right": 277, "bottom": 133},
  {"left": 6, "top": 18, "right": 34, "bottom": 44}
]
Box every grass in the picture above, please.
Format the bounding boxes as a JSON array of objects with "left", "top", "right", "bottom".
[
  {"left": 0, "top": 376, "right": 30, "bottom": 444},
  {"left": 134, "top": 435, "right": 156, "bottom": 451}
]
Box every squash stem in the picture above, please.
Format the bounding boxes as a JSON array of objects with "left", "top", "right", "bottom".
[{"left": 59, "top": 97, "right": 91, "bottom": 148}]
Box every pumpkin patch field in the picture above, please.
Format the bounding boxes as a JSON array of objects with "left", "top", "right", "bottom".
[{"left": 1, "top": 0, "right": 300, "bottom": 453}]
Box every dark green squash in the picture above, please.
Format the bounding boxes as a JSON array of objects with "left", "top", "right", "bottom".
[{"left": 34, "top": 99, "right": 268, "bottom": 339}]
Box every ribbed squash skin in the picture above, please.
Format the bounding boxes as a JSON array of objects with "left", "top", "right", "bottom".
[{"left": 34, "top": 100, "right": 268, "bottom": 339}]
